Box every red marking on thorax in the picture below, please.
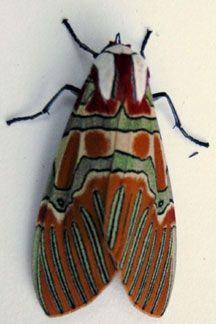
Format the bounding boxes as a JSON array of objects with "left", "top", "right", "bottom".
[
  {"left": 113, "top": 54, "right": 151, "bottom": 116},
  {"left": 113, "top": 54, "right": 135, "bottom": 101},
  {"left": 77, "top": 55, "right": 152, "bottom": 117}
]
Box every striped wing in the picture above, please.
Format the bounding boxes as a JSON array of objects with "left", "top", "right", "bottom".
[
  {"left": 33, "top": 195, "right": 116, "bottom": 316},
  {"left": 101, "top": 96, "right": 176, "bottom": 316},
  {"left": 104, "top": 171, "right": 176, "bottom": 317},
  {"left": 32, "top": 78, "right": 118, "bottom": 316}
]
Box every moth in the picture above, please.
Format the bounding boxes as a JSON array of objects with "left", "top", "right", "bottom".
[{"left": 7, "top": 19, "right": 209, "bottom": 317}]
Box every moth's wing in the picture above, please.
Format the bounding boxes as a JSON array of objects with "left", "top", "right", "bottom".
[
  {"left": 32, "top": 76, "right": 117, "bottom": 317},
  {"left": 102, "top": 91, "right": 176, "bottom": 317},
  {"left": 121, "top": 139, "right": 176, "bottom": 317}
]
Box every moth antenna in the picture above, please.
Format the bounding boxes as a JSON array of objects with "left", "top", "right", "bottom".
[
  {"left": 115, "top": 32, "right": 121, "bottom": 44},
  {"left": 140, "top": 29, "right": 152, "bottom": 58},
  {"left": 62, "top": 19, "right": 99, "bottom": 58}
]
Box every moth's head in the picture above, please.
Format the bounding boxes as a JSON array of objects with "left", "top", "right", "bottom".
[{"left": 99, "top": 32, "right": 134, "bottom": 56}]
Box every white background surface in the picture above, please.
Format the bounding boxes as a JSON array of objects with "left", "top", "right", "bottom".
[{"left": 0, "top": 1, "right": 215, "bottom": 323}]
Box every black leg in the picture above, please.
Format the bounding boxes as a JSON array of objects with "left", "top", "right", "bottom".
[
  {"left": 152, "top": 92, "right": 209, "bottom": 148},
  {"left": 140, "top": 29, "right": 152, "bottom": 58},
  {"left": 62, "top": 19, "right": 99, "bottom": 58},
  {"left": 6, "top": 84, "right": 81, "bottom": 125}
]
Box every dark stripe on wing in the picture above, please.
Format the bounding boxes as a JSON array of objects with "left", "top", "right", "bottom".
[
  {"left": 33, "top": 225, "right": 49, "bottom": 315},
  {"left": 71, "top": 222, "right": 98, "bottom": 295},
  {"left": 93, "top": 190, "right": 105, "bottom": 226},
  {"left": 107, "top": 186, "right": 125, "bottom": 249},
  {"left": 128, "top": 223, "right": 153, "bottom": 295},
  {"left": 50, "top": 227, "right": 75, "bottom": 309},
  {"left": 81, "top": 207, "right": 110, "bottom": 284},
  {"left": 150, "top": 226, "right": 175, "bottom": 314},
  {"left": 134, "top": 232, "right": 157, "bottom": 304},
  {"left": 142, "top": 228, "right": 167, "bottom": 309},
  {"left": 120, "top": 190, "right": 143, "bottom": 269},
  {"left": 63, "top": 230, "right": 88, "bottom": 304},
  {"left": 123, "top": 208, "right": 149, "bottom": 284},
  {"left": 40, "top": 228, "right": 64, "bottom": 314}
]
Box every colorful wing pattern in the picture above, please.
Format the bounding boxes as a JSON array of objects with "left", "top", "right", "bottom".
[{"left": 33, "top": 51, "right": 176, "bottom": 317}]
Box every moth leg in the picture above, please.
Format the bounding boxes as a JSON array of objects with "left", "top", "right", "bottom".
[
  {"left": 152, "top": 92, "right": 209, "bottom": 148},
  {"left": 6, "top": 84, "right": 81, "bottom": 125},
  {"left": 140, "top": 29, "right": 152, "bottom": 58},
  {"left": 62, "top": 19, "right": 99, "bottom": 58}
]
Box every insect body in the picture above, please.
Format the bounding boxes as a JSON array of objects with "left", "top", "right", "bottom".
[{"left": 7, "top": 19, "right": 209, "bottom": 317}]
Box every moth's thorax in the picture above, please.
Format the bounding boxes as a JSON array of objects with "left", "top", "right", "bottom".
[{"left": 94, "top": 44, "right": 148, "bottom": 102}]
